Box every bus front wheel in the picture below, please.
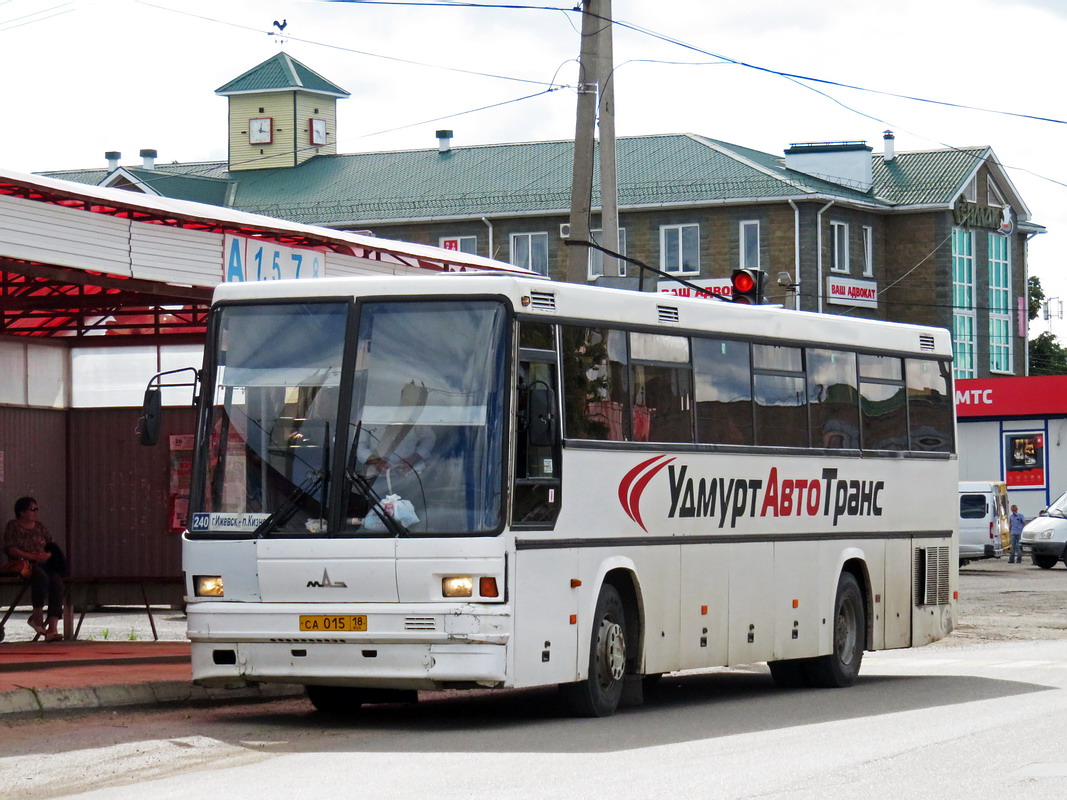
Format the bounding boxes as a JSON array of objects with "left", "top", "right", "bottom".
[
  {"left": 1033, "top": 553, "right": 1059, "bottom": 569},
  {"left": 806, "top": 572, "right": 865, "bottom": 688},
  {"left": 560, "top": 583, "right": 627, "bottom": 717}
]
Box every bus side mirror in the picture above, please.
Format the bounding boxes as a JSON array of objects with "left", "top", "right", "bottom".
[
  {"left": 527, "top": 385, "right": 557, "bottom": 448},
  {"left": 137, "top": 387, "right": 162, "bottom": 446}
]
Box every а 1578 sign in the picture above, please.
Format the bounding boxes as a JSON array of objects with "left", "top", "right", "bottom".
[{"left": 224, "top": 234, "right": 324, "bottom": 282}]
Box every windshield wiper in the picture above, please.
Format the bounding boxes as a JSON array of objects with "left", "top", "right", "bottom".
[
  {"left": 346, "top": 421, "right": 409, "bottom": 536},
  {"left": 253, "top": 421, "right": 330, "bottom": 536},
  {"left": 253, "top": 470, "right": 325, "bottom": 536}
]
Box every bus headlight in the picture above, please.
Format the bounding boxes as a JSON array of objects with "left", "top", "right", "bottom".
[
  {"left": 442, "top": 576, "right": 473, "bottom": 597},
  {"left": 195, "top": 575, "right": 225, "bottom": 597}
]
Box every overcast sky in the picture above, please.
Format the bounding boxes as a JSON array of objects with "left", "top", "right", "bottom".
[{"left": 3, "top": 0, "right": 1066, "bottom": 340}]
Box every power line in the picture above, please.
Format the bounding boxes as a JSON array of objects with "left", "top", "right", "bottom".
[
  {"left": 322, "top": 1, "right": 1067, "bottom": 125},
  {"left": 136, "top": 1, "right": 564, "bottom": 88},
  {"left": 0, "top": 0, "right": 76, "bottom": 32}
]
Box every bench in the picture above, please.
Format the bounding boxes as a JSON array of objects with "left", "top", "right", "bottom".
[
  {"left": 1, "top": 575, "right": 184, "bottom": 642},
  {"left": 0, "top": 576, "right": 36, "bottom": 642}
]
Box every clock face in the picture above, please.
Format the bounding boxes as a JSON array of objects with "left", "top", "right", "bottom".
[
  {"left": 249, "top": 117, "right": 273, "bottom": 145},
  {"left": 310, "top": 118, "right": 327, "bottom": 146}
]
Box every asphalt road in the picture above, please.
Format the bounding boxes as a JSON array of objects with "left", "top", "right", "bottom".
[{"left": 3, "top": 556, "right": 1066, "bottom": 800}]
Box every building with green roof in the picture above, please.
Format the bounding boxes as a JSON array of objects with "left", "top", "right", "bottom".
[{"left": 41, "top": 55, "right": 1044, "bottom": 379}]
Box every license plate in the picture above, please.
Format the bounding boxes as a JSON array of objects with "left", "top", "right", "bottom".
[{"left": 299, "top": 615, "right": 367, "bottom": 632}]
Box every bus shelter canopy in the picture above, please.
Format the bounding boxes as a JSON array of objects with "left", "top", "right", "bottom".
[{"left": 0, "top": 167, "right": 534, "bottom": 344}]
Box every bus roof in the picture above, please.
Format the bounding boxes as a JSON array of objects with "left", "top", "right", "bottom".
[{"left": 212, "top": 274, "right": 952, "bottom": 358}]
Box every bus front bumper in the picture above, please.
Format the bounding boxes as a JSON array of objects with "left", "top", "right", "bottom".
[{"left": 187, "top": 601, "right": 510, "bottom": 690}]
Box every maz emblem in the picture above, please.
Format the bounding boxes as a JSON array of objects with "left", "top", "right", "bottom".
[{"left": 307, "top": 569, "right": 348, "bottom": 588}]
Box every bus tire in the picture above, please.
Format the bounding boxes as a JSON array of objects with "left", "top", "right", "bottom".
[
  {"left": 1033, "top": 554, "right": 1059, "bottom": 570},
  {"left": 560, "top": 583, "right": 627, "bottom": 717},
  {"left": 768, "top": 658, "right": 811, "bottom": 688},
  {"left": 306, "top": 685, "right": 367, "bottom": 714},
  {"left": 806, "top": 572, "right": 865, "bottom": 688}
]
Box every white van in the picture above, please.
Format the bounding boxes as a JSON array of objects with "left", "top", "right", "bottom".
[
  {"left": 959, "top": 481, "right": 1010, "bottom": 566},
  {"left": 1021, "top": 490, "right": 1067, "bottom": 569}
]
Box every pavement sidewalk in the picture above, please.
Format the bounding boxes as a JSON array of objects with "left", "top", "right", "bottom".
[{"left": 0, "top": 634, "right": 302, "bottom": 717}]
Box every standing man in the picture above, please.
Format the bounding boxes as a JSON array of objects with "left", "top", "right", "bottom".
[{"left": 1008, "top": 504, "right": 1026, "bottom": 564}]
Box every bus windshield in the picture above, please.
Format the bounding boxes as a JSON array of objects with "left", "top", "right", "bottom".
[
  {"left": 194, "top": 298, "right": 507, "bottom": 537},
  {"left": 344, "top": 300, "right": 507, "bottom": 536}
]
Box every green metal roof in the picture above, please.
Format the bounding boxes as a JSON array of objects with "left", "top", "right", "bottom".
[
  {"left": 39, "top": 135, "right": 997, "bottom": 227},
  {"left": 215, "top": 53, "right": 349, "bottom": 98},
  {"left": 871, "top": 146, "right": 989, "bottom": 206},
  {"left": 120, "top": 167, "right": 234, "bottom": 206}
]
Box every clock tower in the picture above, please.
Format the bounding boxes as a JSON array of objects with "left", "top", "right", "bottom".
[{"left": 216, "top": 53, "right": 350, "bottom": 172}]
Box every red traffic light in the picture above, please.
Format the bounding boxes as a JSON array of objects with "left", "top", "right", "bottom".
[
  {"left": 730, "top": 268, "right": 765, "bottom": 305},
  {"left": 732, "top": 271, "right": 756, "bottom": 294}
]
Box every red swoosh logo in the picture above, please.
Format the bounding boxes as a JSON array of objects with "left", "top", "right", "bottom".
[{"left": 618, "top": 455, "right": 674, "bottom": 532}]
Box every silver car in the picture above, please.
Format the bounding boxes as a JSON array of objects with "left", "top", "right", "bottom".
[{"left": 1021, "top": 490, "right": 1067, "bottom": 569}]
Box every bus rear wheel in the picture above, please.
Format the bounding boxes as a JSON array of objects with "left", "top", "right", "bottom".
[
  {"left": 560, "top": 583, "right": 627, "bottom": 717},
  {"left": 806, "top": 572, "right": 865, "bottom": 688}
]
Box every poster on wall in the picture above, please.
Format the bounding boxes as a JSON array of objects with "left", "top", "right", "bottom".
[
  {"left": 1004, "top": 431, "right": 1045, "bottom": 488},
  {"left": 169, "top": 434, "right": 194, "bottom": 533}
]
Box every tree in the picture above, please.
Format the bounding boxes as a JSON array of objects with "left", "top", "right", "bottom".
[
  {"left": 1029, "top": 332, "right": 1067, "bottom": 376},
  {"left": 1029, "top": 275, "right": 1046, "bottom": 321}
]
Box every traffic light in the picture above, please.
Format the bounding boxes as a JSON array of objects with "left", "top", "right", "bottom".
[{"left": 730, "top": 268, "right": 766, "bottom": 305}]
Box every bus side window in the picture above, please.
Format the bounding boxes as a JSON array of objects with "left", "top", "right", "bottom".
[
  {"left": 753, "top": 344, "right": 808, "bottom": 448},
  {"left": 906, "top": 358, "right": 954, "bottom": 453},
  {"left": 858, "top": 355, "right": 907, "bottom": 451},
  {"left": 560, "top": 325, "right": 629, "bottom": 441},
  {"left": 807, "top": 348, "right": 859, "bottom": 449},
  {"left": 692, "top": 338, "right": 753, "bottom": 445}
]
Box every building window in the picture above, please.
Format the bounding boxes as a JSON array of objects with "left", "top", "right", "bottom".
[
  {"left": 963, "top": 175, "right": 977, "bottom": 203},
  {"left": 589, "top": 228, "right": 627, "bottom": 279},
  {"left": 952, "top": 227, "right": 976, "bottom": 379},
  {"left": 440, "top": 235, "right": 477, "bottom": 254},
  {"left": 660, "top": 224, "right": 699, "bottom": 274},
  {"left": 830, "top": 221, "right": 849, "bottom": 273},
  {"left": 987, "top": 179, "right": 1006, "bottom": 207},
  {"left": 862, "top": 225, "right": 873, "bottom": 277},
  {"left": 988, "top": 232, "right": 1012, "bottom": 373},
  {"left": 740, "top": 221, "right": 760, "bottom": 270},
  {"left": 510, "top": 232, "right": 549, "bottom": 276}
]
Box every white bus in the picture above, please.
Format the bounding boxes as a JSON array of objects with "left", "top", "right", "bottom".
[{"left": 158, "top": 273, "right": 957, "bottom": 717}]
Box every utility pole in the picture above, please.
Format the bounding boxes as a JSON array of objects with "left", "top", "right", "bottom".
[
  {"left": 597, "top": 0, "right": 619, "bottom": 279},
  {"left": 567, "top": 0, "right": 618, "bottom": 282}
]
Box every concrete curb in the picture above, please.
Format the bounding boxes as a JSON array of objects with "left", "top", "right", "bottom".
[{"left": 0, "top": 681, "right": 304, "bottom": 717}]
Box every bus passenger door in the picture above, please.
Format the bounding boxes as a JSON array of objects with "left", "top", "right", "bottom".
[{"left": 512, "top": 358, "right": 561, "bottom": 528}]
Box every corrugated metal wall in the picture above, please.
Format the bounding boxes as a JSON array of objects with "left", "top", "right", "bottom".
[
  {"left": 67, "top": 406, "right": 196, "bottom": 578},
  {"left": 0, "top": 406, "right": 68, "bottom": 551}
]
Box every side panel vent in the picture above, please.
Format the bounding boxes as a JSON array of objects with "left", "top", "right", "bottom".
[
  {"left": 404, "top": 617, "right": 437, "bottom": 631},
  {"left": 914, "top": 546, "right": 950, "bottom": 606},
  {"left": 918, "top": 334, "right": 936, "bottom": 352},
  {"left": 657, "top": 305, "right": 680, "bottom": 324},
  {"left": 529, "top": 291, "right": 556, "bottom": 311}
]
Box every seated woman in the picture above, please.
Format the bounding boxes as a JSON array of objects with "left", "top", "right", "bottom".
[{"left": 3, "top": 496, "right": 65, "bottom": 641}]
